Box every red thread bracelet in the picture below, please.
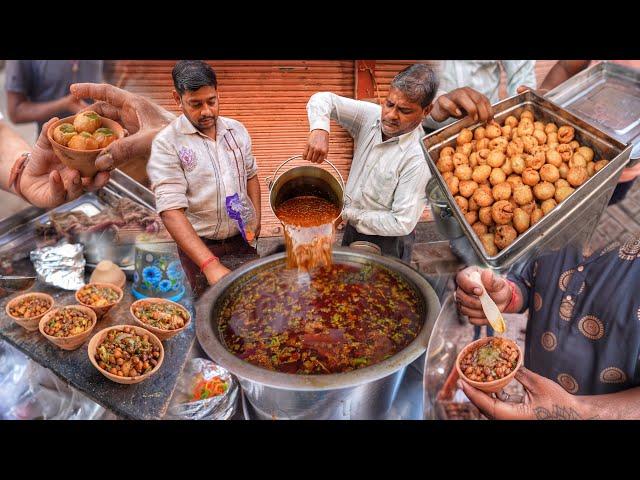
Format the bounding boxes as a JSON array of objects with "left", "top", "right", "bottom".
[
  {"left": 200, "top": 255, "right": 219, "bottom": 272},
  {"left": 505, "top": 280, "right": 519, "bottom": 312}
]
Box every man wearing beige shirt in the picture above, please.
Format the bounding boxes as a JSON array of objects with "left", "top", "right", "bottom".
[
  {"left": 147, "top": 61, "right": 261, "bottom": 297},
  {"left": 304, "top": 64, "right": 493, "bottom": 261}
]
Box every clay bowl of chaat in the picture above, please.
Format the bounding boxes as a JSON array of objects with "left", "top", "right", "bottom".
[
  {"left": 39, "top": 305, "right": 97, "bottom": 351},
  {"left": 129, "top": 298, "right": 191, "bottom": 341},
  {"left": 88, "top": 324, "right": 164, "bottom": 384},
  {"left": 75, "top": 282, "right": 124, "bottom": 320},
  {"left": 5, "top": 292, "right": 55, "bottom": 332},
  {"left": 47, "top": 111, "right": 125, "bottom": 178},
  {"left": 455, "top": 336, "right": 523, "bottom": 393}
]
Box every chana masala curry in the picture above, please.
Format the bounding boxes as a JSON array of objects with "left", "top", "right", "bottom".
[{"left": 219, "top": 262, "right": 422, "bottom": 375}]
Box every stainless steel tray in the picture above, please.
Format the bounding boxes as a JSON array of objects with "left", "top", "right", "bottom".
[
  {"left": 421, "top": 90, "right": 633, "bottom": 271},
  {"left": 546, "top": 61, "right": 640, "bottom": 161}
]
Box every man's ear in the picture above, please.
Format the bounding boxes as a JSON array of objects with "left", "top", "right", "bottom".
[
  {"left": 172, "top": 90, "right": 182, "bottom": 108},
  {"left": 422, "top": 103, "right": 433, "bottom": 119}
]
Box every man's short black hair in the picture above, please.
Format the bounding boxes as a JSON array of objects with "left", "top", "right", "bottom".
[
  {"left": 172, "top": 60, "right": 218, "bottom": 95},
  {"left": 390, "top": 64, "right": 439, "bottom": 108}
]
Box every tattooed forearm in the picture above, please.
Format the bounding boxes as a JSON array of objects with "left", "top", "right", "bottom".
[{"left": 534, "top": 405, "right": 599, "bottom": 420}]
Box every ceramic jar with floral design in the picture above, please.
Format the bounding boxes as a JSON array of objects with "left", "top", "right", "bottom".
[{"left": 131, "top": 242, "right": 185, "bottom": 302}]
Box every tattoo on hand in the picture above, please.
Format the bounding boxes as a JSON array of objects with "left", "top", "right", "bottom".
[{"left": 534, "top": 405, "right": 599, "bottom": 420}]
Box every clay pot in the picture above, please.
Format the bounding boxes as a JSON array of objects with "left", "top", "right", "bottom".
[
  {"left": 89, "top": 260, "right": 126, "bottom": 289},
  {"left": 87, "top": 325, "right": 164, "bottom": 385},
  {"left": 75, "top": 282, "right": 124, "bottom": 320},
  {"left": 39, "top": 305, "right": 97, "bottom": 351},
  {"left": 47, "top": 115, "right": 125, "bottom": 178},
  {"left": 455, "top": 336, "right": 523, "bottom": 393},
  {"left": 5, "top": 292, "right": 54, "bottom": 332},
  {"left": 129, "top": 298, "right": 191, "bottom": 341}
]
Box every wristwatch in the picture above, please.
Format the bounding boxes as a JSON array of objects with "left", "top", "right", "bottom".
[{"left": 8, "top": 152, "right": 31, "bottom": 201}]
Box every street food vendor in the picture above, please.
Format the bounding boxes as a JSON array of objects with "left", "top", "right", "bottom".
[
  {"left": 303, "top": 64, "right": 493, "bottom": 261},
  {"left": 147, "top": 61, "right": 261, "bottom": 297},
  {"left": 454, "top": 237, "right": 640, "bottom": 419}
]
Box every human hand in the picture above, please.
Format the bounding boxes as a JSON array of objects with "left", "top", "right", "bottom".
[
  {"left": 303, "top": 129, "right": 330, "bottom": 164},
  {"left": 203, "top": 261, "right": 231, "bottom": 285},
  {"left": 430, "top": 87, "right": 493, "bottom": 123},
  {"left": 19, "top": 117, "right": 110, "bottom": 208},
  {"left": 618, "top": 162, "right": 640, "bottom": 183},
  {"left": 516, "top": 85, "right": 549, "bottom": 96},
  {"left": 455, "top": 266, "right": 512, "bottom": 326},
  {"left": 70, "top": 83, "right": 175, "bottom": 172},
  {"left": 61, "top": 93, "right": 89, "bottom": 113},
  {"left": 460, "top": 366, "right": 587, "bottom": 420}
]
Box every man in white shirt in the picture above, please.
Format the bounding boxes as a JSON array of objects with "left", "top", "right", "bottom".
[
  {"left": 304, "top": 63, "right": 493, "bottom": 261},
  {"left": 147, "top": 61, "right": 261, "bottom": 297}
]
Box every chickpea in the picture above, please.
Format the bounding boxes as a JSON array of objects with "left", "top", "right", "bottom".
[
  {"left": 504, "top": 115, "right": 518, "bottom": 128},
  {"left": 541, "top": 198, "right": 557, "bottom": 215},
  {"left": 501, "top": 157, "right": 513, "bottom": 175},
  {"left": 474, "top": 127, "right": 486, "bottom": 140},
  {"left": 491, "top": 200, "right": 514, "bottom": 225},
  {"left": 454, "top": 165, "right": 473, "bottom": 181},
  {"left": 479, "top": 206, "right": 494, "bottom": 226},
  {"left": 472, "top": 165, "right": 492, "bottom": 183},
  {"left": 531, "top": 207, "right": 544, "bottom": 225},
  {"left": 485, "top": 122, "right": 502, "bottom": 139},
  {"left": 559, "top": 163, "right": 569, "bottom": 179},
  {"left": 440, "top": 146, "right": 455, "bottom": 159},
  {"left": 495, "top": 225, "right": 518, "bottom": 250},
  {"left": 569, "top": 153, "right": 587, "bottom": 168},
  {"left": 487, "top": 150, "right": 506, "bottom": 168},
  {"left": 457, "top": 128, "right": 473, "bottom": 145},
  {"left": 513, "top": 208, "right": 530, "bottom": 233},
  {"left": 453, "top": 152, "right": 469, "bottom": 168},
  {"left": 459, "top": 180, "right": 479, "bottom": 198},
  {"left": 594, "top": 159, "right": 609, "bottom": 172},
  {"left": 511, "top": 155, "right": 526, "bottom": 174},
  {"left": 513, "top": 184, "right": 534, "bottom": 205},
  {"left": 555, "top": 186, "right": 575, "bottom": 203},
  {"left": 522, "top": 168, "right": 540, "bottom": 186},
  {"left": 472, "top": 222, "right": 488, "bottom": 236},
  {"left": 480, "top": 233, "right": 498, "bottom": 256},
  {"left": 490, "top": 168, "right": 507, "bottom": 186},
  {"left": 533, "top": 181, "right": 555, "bottom": 201},
  {"left": 545, "top": 122, "right": 558, "bottom": 134},
  {"left": 465, "top": 211, "right": 478, "bottom": 225},
  {"left": 577, "top": 146, "right": 594, "bottom": 162},
  {"left": 473, "top": 188, "right": 494, "bottom": 208},
  {"left": 567, "top": 166, "right": 588, "bottom": 187},
  {"left": 533, "top": 129, "right": 547, "bottom": 145}
]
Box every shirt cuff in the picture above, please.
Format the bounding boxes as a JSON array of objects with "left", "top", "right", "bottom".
[
  {"left": 309, "top": 118, "right": 330, "bottom": 133},
  {"left": 154, "top": 193, "right": 189, "bottom": 214}
]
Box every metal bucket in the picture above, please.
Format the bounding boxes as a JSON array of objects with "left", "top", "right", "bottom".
[{"left": 266, "top": 155, "right": 348, "bottom": 223}]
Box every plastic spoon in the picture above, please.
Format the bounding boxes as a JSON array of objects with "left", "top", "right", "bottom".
[{"left": 468, "top": 271, "right": 506, "bottom": 335}]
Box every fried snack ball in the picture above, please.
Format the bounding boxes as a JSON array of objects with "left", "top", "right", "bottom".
[
  {"left": 480, "top": 233, "right": 498, "bottom": 256},
  {"left": 445, "top": 176, "right": 460, "bottom": 195},
  {"left": 477, "top": 149, "right": 491, "bottom": 165},
  {"left": 501, "top": 125, "right": 512, "bottom": 138},
  {"left": 490, "top": 168, "right": 507, "bottom": 186},
  {"left": 479, "top": 207, "right": 494, "bottom": 227},
  {"left": 440, "top": 146, "right": 455, "bottom": 159},
  {"left": 510, "top": 129, "right": 519, "bottom": 141},
  {"left": 457, "top": 128, "right": 473, "bottom": 145},
  {"left": 541, "top": 199, "right": 557, "bottom": 215},
  {"left": 558, "top": 144, "right": 573, "bottom": 162},
  {"left": 437, "top": 156, "right": 455, "bottom": 173},
  {"left": 513, "top": 184, "right": 534, "bottom": 205},
  {"left": 507, "top": 138, "right": 524, "bottom": 156},
  {"left": 492, "top": 182, "right": 512, "bottom": 201},
  {"left": 473, "top": 188, "right": 494, "bottom": 208},
  {"left": 534, "top": 121, "right": 545, "bottom": 131},
  {"left": 521, "top": 135, "right": 539, "bottom": 154},
  {"left": 533, "top": 129, "right": 547, "bottom": 145},
  {"left": 485, "top": 122, "right": 502, "bottom": 139},
  {"left": 459, "top": 180, "right": 479, "bottom": 198},
  {"left": 522, "top": 168, "right": 540, "bottom": 186},
  {"left": 555, "top": 179, "right": 570, "bottom": 189},
  {"left": 531, "top": 207, "right": 544, "bottom": 225},
  {"left": 476, "top": 138, "right": 490, "bottom": 151},
  {"left": 511, "top": 154, "right": 526, "bottom": 174},
  {"left": 558, "top": 125, "right": 575, "bottom": 143},
  {"left": 452, "top": 152, "right": 469, "bottom": 168},
  {"left": 545, "top": 123, "right": 558, "bottom": 134},
  {"left": 442, "top": 172, "right": 454, "bottom": 181},
  {"left": 567, "top": 166, "right": 588, "bottom": 187},
  {"left": 454, "top": 165, "right": 473, "bottom": 181},
  {"left": 506, "top": 174, "right": 524, "bottom": 190},
  {"left": 539, "top": 164, "right": 560, "bottom": 183},
  {"left": 520, "top": 110, "right": 534, "bottom": 121},
  {"left": 73, "top": 110, "right": 102, "bottom": 133},
  {"left": 468, "top": 152, "right": 479, "bottom": 168},
  {"left": 555, "top": 186, "right": 575, "bottom": 203},
  {"left": 67, "top": 132, "right": 99, "bottom": 150},
  {"left": 93, "top": 128, "right": 116, "bottom": 149},
  {"left": 577, "top": 146, "right": 594, "bottom": 162},
  {"left": 521, "top": 201, "right": 537, "bottom": 215},
  {"left": 513, "top": 207, "right": 531, "bottom": 233},
  {"left": 501, "top": 157, "right": 513, "bottom": 175},
  {"left": 526, "top": 150, "right": 546, "bottom": 170},
  {"left": 472, "top": 165, "right": 492, "bottom": 183},
  {"left": 489, "top": 137, "right": 509, "bottom": 153},
  {"left": 465, "top": 211, "right": 478, "bottom": 225},
  {"left": 474, "top": 127, "right": 486, "bottom": 140},
  {"left": 457, "top": 143, "right": 474, "bottom": 157},
  {"left": 495, "top": 225, "right": 518, "bottom": 250},
  {"left": 472, "top": 222, "right": 488, "bottom": 236},
  {"left": 569, "top": 153, "right": 587, "bottom": 169},
  {"left": 594, "top": 159, "right": 609, "bottom": 172},
  {"left": 546, "top": 149, "right": 563, "bottom": 167},
  {"left": 518, "top": 120, "right": 535, "bottom": 137},
  {"left": 491, "top": 200, "right": 514, "bottom": 225},
  {"left": 546, "top": 132, "right": 559, "bottom": 145},
  {"left": 487, "top": 150, "right": 506, "bottom": 168},
  {"left": 504, "top": 115, "right": 518, "bottom": 128},
  {"left": 533, "top": 181, "right": 555, "bottom": 201},
  {"left": 587, "top": 162, "right": 595, "bottom": 177},
  {"left": 455, "top": 195, "right": 469, "bottom": 213},
  {"left": 569, "top": 140, "right": 580, "bottom": 151},
  {"left": 468, "top": 197, "right": 480, "bottom": 211},
  {"left": 52, "top": 123, "right": 76, "bottom": 146},
  {"left": 559, "top": 163, "right": 569, "bottom": 179}
]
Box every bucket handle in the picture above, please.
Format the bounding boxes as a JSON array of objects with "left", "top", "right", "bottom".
[{"left": 265, "top": 155, "right": 346, "bottom": 194}]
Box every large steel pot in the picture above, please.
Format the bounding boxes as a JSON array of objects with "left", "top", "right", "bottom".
[{"left": 196, "top": 247, "right": 440, "bottom": 419}]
